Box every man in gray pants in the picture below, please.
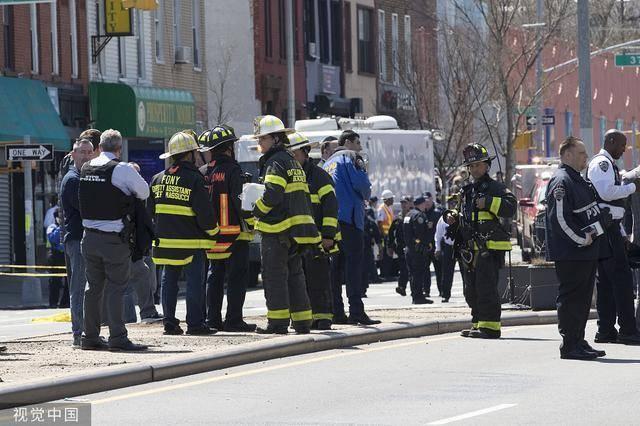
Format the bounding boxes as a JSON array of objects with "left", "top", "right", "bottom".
[
  {"left": 78, "top": 129, "right": 149, "bottom": 351},
  {"left": 123, "top": 257, "right": 162, "bottom": 323}
]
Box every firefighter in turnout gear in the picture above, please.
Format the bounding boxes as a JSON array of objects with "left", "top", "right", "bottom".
[
  {"left": 199, "top": 125, "right": 256, "bottom": 333},
  {"left": 447, "top": 143, "right": 517, "bottom": 339},
  {"left": 289, "top": 132, "right": 339, "bottom": 330},
  {"left": 402, "top": 196, "right": 435, "bottom": 304},
  {"left": 251, "top": 116, "right": 319, "bottom": 334},
  {"left": 148, "top": 131, "right": 219, "bottom": 336}
]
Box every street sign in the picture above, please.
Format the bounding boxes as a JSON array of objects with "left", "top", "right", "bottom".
[
  {"left": 542, "top": 115, "right": 555, "bottom": 126},
  {"left": 526, "top": 116, "right": 537, "bottom": 126},
  {"left": 5, "top": 144, "right": 54, "bottom": 161},
  {"left": 615, "top": 53, "right": 640, "bottom": 67}
]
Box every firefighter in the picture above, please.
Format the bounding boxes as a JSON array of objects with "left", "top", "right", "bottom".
[
  {"left": 148, "top": 131, "right": 219, "bottom": 336},
  {"left": 252, "top": 115, "right": 319, "bottom": 334},
  {"left": 198, "top": 125, "right": 256, "bottom": 332},
  {"left": 402, "top": 196, "right": 434, "bottom": 304},
  {"left": 448, "top": 143, "right": 517, "bottom": 339},
  {"left": 289, "top": 132, "right": 338, "bottom": 330}
]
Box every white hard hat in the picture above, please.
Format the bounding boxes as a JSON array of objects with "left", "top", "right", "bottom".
[
  {"left": 253, "top": 115, "right": 295, "bottom": 138},
  {"left": 159, "top": 132, "right": 201, "bottom": 159},
  {"left": 381, "top": 189, "right": 394, "bottom": 200},
  {"left": 288, "top": 132, "right": 318, "bottom": 151}
]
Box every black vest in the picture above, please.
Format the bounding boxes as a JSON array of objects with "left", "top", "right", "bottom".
[{"left": 79, "top": 160, "right": 130, "bottom": 220}]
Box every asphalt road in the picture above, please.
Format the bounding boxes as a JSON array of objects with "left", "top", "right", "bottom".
[
  {"left": 51, "top": 320, "right": 639, "bottom": 425},
  {"left": 0, "top": 271, "right": 466, "bottom": 341}
]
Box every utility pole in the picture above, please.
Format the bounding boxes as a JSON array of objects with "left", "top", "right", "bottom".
[
  {"left": 535, "top": 0, "right": 544, "bottom": 157},
  {"left": 577, "top": 0, "right": 593, "bottom": 156},
  {"left": 285, "top": 0, "right": 295, "bottom": 127},
  {"left": 22, "top": 135, "right": 42, "bottom": 305}
]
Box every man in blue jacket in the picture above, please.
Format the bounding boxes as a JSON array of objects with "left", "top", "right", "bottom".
[
  {"left": 545, "top": 136, "right": 606, "bottom": 360},
  {"left": 323, "top": 130, "right": 380, "bottom": 325}
]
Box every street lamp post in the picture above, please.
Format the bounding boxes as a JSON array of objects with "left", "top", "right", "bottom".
[{"left": 577, "top": 0, "right": 593, "bottom": 156}]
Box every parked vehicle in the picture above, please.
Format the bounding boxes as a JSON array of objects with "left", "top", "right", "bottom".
[{"left": 518, "top": 169, "right": 555, "bottom": 261}]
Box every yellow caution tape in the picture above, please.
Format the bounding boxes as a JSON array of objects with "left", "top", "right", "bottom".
[
  {"left": 31, "top": 311, "right": 71, "bottom": 323},
  {"left": 0, "top": 265, "right": 67, "bottom": 269},
  {"left": 0, "top": 272, "right": 68, "bottom": 277}
]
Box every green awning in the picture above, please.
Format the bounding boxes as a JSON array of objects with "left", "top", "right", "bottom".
[
  {"left": 90, "top": 82, "right": 195, "bottom": 139},
  {"left": 0, "top": 77, "right": 69, "bottom": 150}
]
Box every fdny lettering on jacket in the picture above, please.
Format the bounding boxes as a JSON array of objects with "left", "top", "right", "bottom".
[{"left": 151, "top": 174, "right": 192, "bottom": 202}]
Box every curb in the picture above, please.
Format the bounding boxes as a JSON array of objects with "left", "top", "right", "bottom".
[{"left": 0, "top": 310, "right": 583, "bottom": 409}]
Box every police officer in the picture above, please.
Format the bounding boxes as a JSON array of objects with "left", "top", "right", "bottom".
[
  {"left": 324, "top": 130, "right": 381, "bottom": 325},
  {"left": 448, "top": 143, "right": 516, "bottom": 339},
  {"left": 390, "top": 195, "right": 412, "bottom": 297},
  {"left": 546, "top": 136, "right": 606, "bottom": 360},
  {"left": 587, "top": 129, "right": 640, "bottom": 345},
  {"left": 422, "top": 194, "right": 442, "bottom": 297},
  {"left": 148, "top": 131, "right": 219, "bottom": 336},
  {"left": 403, "top": 196, "right": 434, "bottom": 304},
  {"left": 199, "top": 125, "right": 256, "bottom": 332},
  {"left": 79, "top": 129, "right": 149, "bottom": 351},
  {"left": 289, "top": 132, "right": 339, "bottom": 330},
  {"left": 252, "top": 115, "right": 319, "bottom": 334}
]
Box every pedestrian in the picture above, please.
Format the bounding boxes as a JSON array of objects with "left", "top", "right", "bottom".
[
  {"left": 46, "top": 211, "right": 68, "bottom": 308},
  {"left": 435, "top": 195, "right": 459, "bottom": 303},
  {"left": 251, "top": 115, "right": 318, "bottom": 334},
  {"left": 289, "top": 132, "right": 339, "bottom": 330},
  {"left": 422, "top": 193, "right": 442, "bottom": 298},
  {"left": 449, "top": 143, "right": 517, "bottom": 339},
  {"left": 545, "top": 136, "right": 607, "bottom": 360},
  {"left": 323, "top": 129, "right": 380, "bottom": 325},
  {"left": 199, "top": 124, "right": 256, "bottom": 332},
  {"left": 318, "top": 136, "right": 339, "bottom": 167},
  {"left": 377, "top": 190, "right": 396, "bottom": 280},
  {"left": 391, "top": 195, "right": 412, "bottom": 297},
  {"left": 402, "top": 196, "right": 434, "bottom": 304},
  {"left": 78, "top": 129, "right": 149, "bottom": 351},
  {"left": 148, "top": 131, "right": 219, "bottom": 336},
  {"left": 586, "top": 129, "right": 640, "bottom": 345},
  {"left": 43, "top": 196, "right": 59, "bottom": 233},
  {"left": 59, "top": 138, "right": 94, "bottom": 347}
]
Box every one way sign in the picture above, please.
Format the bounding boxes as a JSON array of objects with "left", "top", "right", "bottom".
[{"left": 5, "top": 144, "right": 54, "bottom": 161}]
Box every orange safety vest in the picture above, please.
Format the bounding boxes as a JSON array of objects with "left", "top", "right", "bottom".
[{"left": 378, "top": 204, "right": 394, "bottom": 236}]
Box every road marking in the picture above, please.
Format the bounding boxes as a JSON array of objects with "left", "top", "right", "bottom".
[
  {"left": 428, "top": 404, "right": 518, "bottom": 424},
  {"left": 89, "top": 323, "right": 554, "bottom": 406}
]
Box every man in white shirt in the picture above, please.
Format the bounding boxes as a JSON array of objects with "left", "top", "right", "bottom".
[
  {"left": 586, "top": 129, "right": 640, "bottom": 345},
  {"left": 435, "top": 196, "right": 458, "bottom": 302},
  {"left": 78, "top": 129, "right": 149, "bottom": 352}
]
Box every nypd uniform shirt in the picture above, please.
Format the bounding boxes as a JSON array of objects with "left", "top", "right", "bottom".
[{"left": 587, "top": 149, "right": 635, "bottom": 220}]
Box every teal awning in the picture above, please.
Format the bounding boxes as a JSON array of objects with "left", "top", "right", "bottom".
[{"left": 0, "top": 77, "right": 69, "bottom": 150}]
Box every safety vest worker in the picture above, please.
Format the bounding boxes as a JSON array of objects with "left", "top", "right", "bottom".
[
  {"left": 252, "top": 115, "right": 319, "bottom": 335},
  {"left": 148, "top": 131, "right": 218, "bottom": 336},
  {"left": 289, "top": 131, "right": 338, "bottom": 330},
  {"left": 198, "top": 124, "right": 256, "bottom": 333}
]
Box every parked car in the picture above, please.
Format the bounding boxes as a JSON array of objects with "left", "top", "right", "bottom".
[{"left": 518, "top": 170, "right": 554, "bottom": 261}]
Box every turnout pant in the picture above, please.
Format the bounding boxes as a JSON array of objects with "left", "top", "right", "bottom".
[
  {"left": 81, "top": 230, "right": 131, "bottom": 345},
  {"left": 555, "top": 260, "right": 597, "bottom": 354},
  {"left": 339, "top": 222, "right": 366, "bottom": 316},
  {"left": 596, "top": 227, "right": 638, "bottom": 336},
  {"left": 261, "top": 234, "right": 312, "bottom": 329},
  {"left": 207, "top": 241, "right": 250, "bottom": 326},
  {"left": 406, "top": 250, "right": 426, "bottom": 301},
  {"left": 440, "top": 243, "right": 456, "bottom": 300},
  {"left": 461, "top": 250, "right": 502, "bottom": 334},
  {"left": 302, "top": 251, "right": 334, "bottom": 322}
]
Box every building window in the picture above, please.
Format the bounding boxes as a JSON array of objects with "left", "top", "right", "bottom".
[
  {"left": 391, "top": 13, "right": 398, "bottom": 85},
  {"left": 2, "top": 6, "right": 14, "bottom": 71},
  {"left": 191, "top": 0, "right": 200, "bottom": 68},
  {"left": 70, "top": 0, "right": 78, "bottom": 78},
  {"left": 173, "top": 0, "right": 181, "bottom": 48},
  {"left": 118, "top": 37, "right": 126, "bottom": 77},
  {"left": 318, "top": 0, "right": 328, "bottom": 63},
  {"left": 344, "top": 2, "right": 351, "bottom": 72},
  {"left": 50, "top": 1, "right": 59, "bottom": 75},
  {"left": 404, "top": 15, "right": 411, "bottom": 80},
  {"left": 154, "top": 0, "right": 164, "bottom": 62},
  {"left": 265, "top": 0, "right": 272, "bottom": 58},
  {"left": 377, "top": 9, "right": 385, "bottom": 80},
  {"left": 303, "top": 0, "right": 316, "bottom": 60},
  {"left": 136, "top": 10, "right": 145, "bottom": 78},
  {"left": 30, "top": 4, "right": 39, "bottom": 74},
  {"left": 330, "top": 0, "right": 341, "bottom": 66},
  {"left": 279, "top": 0, "right": 286, "bottom": 60}
]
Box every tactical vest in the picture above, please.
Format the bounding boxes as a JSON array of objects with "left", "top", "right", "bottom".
[{"left": 79, "top": 159, "right": 130, "bottom": 220}]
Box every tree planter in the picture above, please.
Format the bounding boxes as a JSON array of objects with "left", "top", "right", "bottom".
[{"left": 529, "top": 263, "right": 559, "bottom": 311}]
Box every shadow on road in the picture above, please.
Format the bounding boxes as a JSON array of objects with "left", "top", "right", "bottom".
[
  {"left": 500, "top": 337, "right": 558, "bottom": 342},
  {"left": 595, "top": 358, "right": 640, "bottom": 364}
]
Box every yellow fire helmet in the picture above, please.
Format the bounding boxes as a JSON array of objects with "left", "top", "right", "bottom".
[
  {"left": 252, "top": 115, "right": 295, "bottom": 138},
  {"left": 288, "top": 132, "right": 318, "bottom": 151},
  {"left": 159, "top": 131, "right": 201, "bottom": 159}
]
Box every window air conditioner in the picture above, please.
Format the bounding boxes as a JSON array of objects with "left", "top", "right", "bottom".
[{"left": 175, "top": 46, "right": 192, "bottom": 64}]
